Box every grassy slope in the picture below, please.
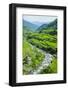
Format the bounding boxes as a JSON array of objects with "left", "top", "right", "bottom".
[
  {"left": 23, "top": 39, "right": 45, "bottom": 74},
  {"left": 27, "top": 33, "right": 57, "bottom": 54}
]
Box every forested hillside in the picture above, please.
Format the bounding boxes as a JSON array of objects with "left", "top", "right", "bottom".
[{"left": 23, "top": 19, "right": 57, "bottom": 75}]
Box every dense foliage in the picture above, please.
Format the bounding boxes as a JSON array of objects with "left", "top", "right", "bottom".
[{"left": 23, "top": 19, "right": 57, "bottom": 75}]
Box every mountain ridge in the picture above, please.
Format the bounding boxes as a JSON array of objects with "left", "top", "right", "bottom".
[
  {"left": 37, "top": 19, "right": 57, "bottom": 33},
  {"left": 23, "top": 20, "right": 39, "bottom": 31}
]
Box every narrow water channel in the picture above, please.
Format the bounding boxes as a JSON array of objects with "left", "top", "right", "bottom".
[
  {"left": 32, "top": 53, "right": 52, "bottom": 74},
  {"left": 30, "top": 44, "right": 53, "bottom": 74}
]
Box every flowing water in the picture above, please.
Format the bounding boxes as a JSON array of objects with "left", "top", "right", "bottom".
[
  {"left": 32, "top": 53, "right": 53, "bottom": 74},
  {"left": 29, "top": 44, "right": 53, "bottom": 74}
]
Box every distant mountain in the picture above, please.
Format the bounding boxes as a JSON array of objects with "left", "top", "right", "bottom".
[
  {"left": 23, "top": 20, "right": 39, "bottom": 32},
  {"left": 46, "top": 19, "right": 57, "bottom": 29},
  {"left": 36, "top": 24, "right": 48, "bottom": 32},
  {"left": 37, "top": 19, "right": 57, "bottom": 33},
  {"left": 32, "top": 22, "right": 44, "bottom": 27}
]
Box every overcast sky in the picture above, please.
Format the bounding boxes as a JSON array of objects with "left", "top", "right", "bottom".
[{"left": 23, "top": 15, "right": 57, "bottom": 24}]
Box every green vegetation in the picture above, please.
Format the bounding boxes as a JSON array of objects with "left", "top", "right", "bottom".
[
  {"left": 40, "top": 57, "right": 57, "bottom": 74},
  {"left": 23, "top": 39, "right": 45, "bottom": 75},
  {"left": 26, "top": 33, "right": 57, "bottom": 54},
  {"left": 23, "top": 18, "right": 57, "bottom": 75}
]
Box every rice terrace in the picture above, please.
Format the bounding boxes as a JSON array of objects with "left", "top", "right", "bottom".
[{"left": 22, "top": 15, "right": 57, "bottom": 75}]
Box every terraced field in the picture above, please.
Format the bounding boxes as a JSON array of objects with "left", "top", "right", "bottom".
[{"left": 22, "top": 18, "right": 57, "bottom": 75}]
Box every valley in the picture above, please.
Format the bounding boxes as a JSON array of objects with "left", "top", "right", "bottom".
[{"left": 23, "top": 18, "right": 57, "bottom": 75}]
